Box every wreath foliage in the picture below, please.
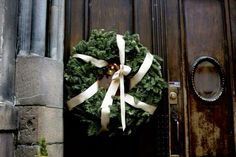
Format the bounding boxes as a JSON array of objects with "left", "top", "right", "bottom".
[{"left": 64, "top": 29, "right": 167, "bottom": 136}]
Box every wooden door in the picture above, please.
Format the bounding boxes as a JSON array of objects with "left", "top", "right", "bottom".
[
  {"left": 166, "top": 0, "right": 235, "bottom": 156},
  {"left": 64, "top": 0, "right": 169, "bottom": 157},
  {"left": 64, "top": 0, "right": 236, "bottom": 157}
]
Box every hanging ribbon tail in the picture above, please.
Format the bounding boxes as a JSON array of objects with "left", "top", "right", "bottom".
[
  {"left": 100, "top": 71, "right": 120, "bottom": 131},
  {"left": 120, "top": 69, "right": 126, "bottom": 130},
  {"left": 116, "top": 34, "right": 127, "bottom": 131},
  {"left": 100, "top": 107, "right": 111, "bottom": 131}
]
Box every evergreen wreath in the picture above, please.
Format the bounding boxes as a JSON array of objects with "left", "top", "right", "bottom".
[{"left": 64, "top": 29, "right": 167, "bottom": 136}]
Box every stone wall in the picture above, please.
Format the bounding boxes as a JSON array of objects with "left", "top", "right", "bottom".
[
  {"left": 15, "top": 57, "right": 64, "bottom": 157},
  {"left": 15, "top": 0, "right": 65, "bottom": 157},
  {"left": 0, "top": 0, "right": 65, "bottom": 156},
  {"left": 0, "top": 0, "right": 18, "bottom": 156}
]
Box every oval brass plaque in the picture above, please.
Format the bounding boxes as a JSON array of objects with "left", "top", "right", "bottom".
[{"left": 190, "top": 56, "right": 224, "bottom": 102}]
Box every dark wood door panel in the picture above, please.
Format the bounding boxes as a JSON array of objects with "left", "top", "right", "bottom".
[
  {"left": 166, "top": 0, "right": 182, "bottom": 81},
  {"left": 134, "top": 0, "right": 153, "bottom": 50},
  {"left": 184, "top": 0, "right": 225, "bottom": 62},
  {"left": 184, "top": 0, "right": 234, "bottom": 156},
  {"left": 89, "top": 0, "right": 153, "bottom": 51},
  {"left": 68, "top": 0, "right": 85, "bottom": 48},
  {"left": 90, "top": 0, "right": 133, "bottom": 34},
  {"left": 66, "top": 0, "right": 154, "bottom": 55}
]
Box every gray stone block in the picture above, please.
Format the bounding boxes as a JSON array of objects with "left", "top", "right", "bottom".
[
  {"left": 16, "top": 56, "right": 63, "bottom": 108},
  {"left": 15, "top": 145, "right": 37, "bottom": 157},
  {"left": 0, "top": 133, "right": 15, "bottom": 157},
  {"left": 47, "top": 144, "right": 63, "bottom": 157},
  {"left": 0, "top": 103, "right": 18, "bottom": 130},
  {"left": 17, "top": 106, "right": 63, "bottom": 144},
  {"left": 39, "top": 107, "right": 63, "bottom": 143}
]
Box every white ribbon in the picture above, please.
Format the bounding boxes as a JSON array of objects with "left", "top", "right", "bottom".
[
  {"left": 73, "top": 54, "right": 108, "bottom": 68},
  {"left": 67, "top": 55, "right": 108, "bottom": 110},
  {"left": 130, "top": 52, "right": 154, "bottom": 89},
  {"left": 125, "top": 94, "right": 156, "bottom": 114},
  {"left": 67, "top": 81, "right": 99, "bottom": 110}
]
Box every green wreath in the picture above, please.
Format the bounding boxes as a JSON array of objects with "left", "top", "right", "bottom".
[{"left": 64, "top": 29, "right": 167, "bottom": 136}]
